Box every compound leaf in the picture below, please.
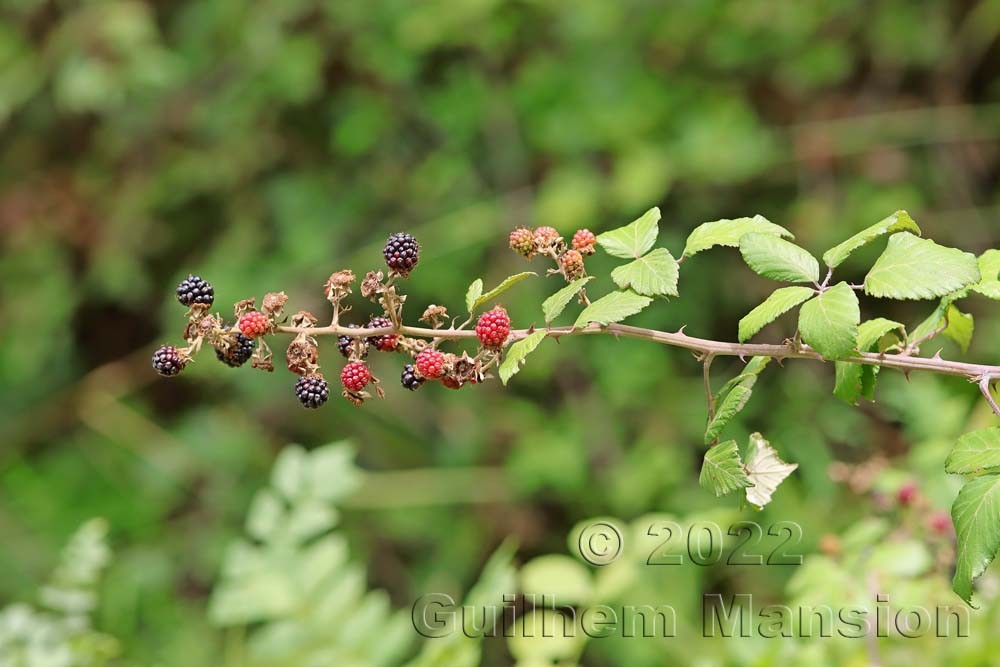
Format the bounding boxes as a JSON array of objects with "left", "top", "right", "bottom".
[
  {"left": 596, "top": 207, "right": 660, "bottom": 259},
  {"left": 700, "top": 440, "right": 752, "bottom": 497},
  {"left": 864, "top": 233, "right": 980, "bottom": 300},
  {"left": 573, "top": 290, "right": 652, "bottom": 329},
  {"left": 798, "top": 282, "right": 859, "bottom": 359},
  {"left": 683, "top": 215, "right": 792, "bottom": 258},
  {"left": 738, "top": 285, "right": 815, "bottom": 342},
  {"left": 609, "top": 248, "right": 679, "bottom": 297},
  {"left": 822, "top": 210, "right": 921, "bottom": 268},
  {"left": 739, "top": 233, "right": 820, "bottom": 283}
]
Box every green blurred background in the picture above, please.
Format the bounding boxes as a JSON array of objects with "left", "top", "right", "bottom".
[{"left": 2, "top": 0, "right": 1000, "bottom": 665}]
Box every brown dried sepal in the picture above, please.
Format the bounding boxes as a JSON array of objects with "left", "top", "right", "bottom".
[
  {"left": 361, "top": 271, "right": 385, "bottom": 301},
  {"left": 251, "top": 344, "right": 274, "bottom": 372},
  {"left": 262, "top": 292, "right": 289, "bottom": 319},
  {"left": 290, "top": 310, "right": 318, "bottom": 328},
  {"left": 234, "top": 298, "right": 257, "bottom": 318},
  {"left": 420, "top": 304, "right": 448, "bottom": 329},
  {"left": 325, "top": 269, "right": 356, "bottom": 303},
  {"left": 286, "top": 336, "right": 320, "bottom": 376}
]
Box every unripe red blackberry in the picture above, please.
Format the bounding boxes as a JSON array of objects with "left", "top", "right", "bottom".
[
  {"left": 475, "top": 306, "right": 511, "bottom": 348},
  {"left": 216, "top": 333, "right": 255, "bottom": 368},
  {"left": 897, "top": 482, "right": 918, "bottom": 506},
  {"left": 383, "top": 232, "right": 420, "bottom": 275},
  {"left": 415, "top": 348, "right": 446, "bottom": 379},
  {"left": 401, "top": 364, "right": 424, "bottom": 391},
  {"left": 341, "top": 361, "right": 372, "bottom": 392},
  {"left": 560, "top": 249, "right": 585, "bottom": 280},
  {"left": 295, "top": 375, "right": 330, "bottom": 408},
  {"left": 238, "top": 311, "right": 269, "bottom": 338},
  {"left": 928, "top": 511, "right": 952, "bottom": 535},
  {"left": 338, "top": 324, "right": 369, "bottom": 359},
  {"left": 533, "top": 226, "right": 562, "bottom": 248},
  {"left": 572, "top": 229, "right": 597, "bottom": 255},
  {"left": 176, "top": 274, "right": 214, "bottom": 307},
  {"left": 152, "top": 345, "right": 186, "bottom": 377},
  {"left": 367, "top": 316, "right": 399, "bottom": 352},
  {"left": 509, "top": 227, "right": 536, "bottom": 259}
]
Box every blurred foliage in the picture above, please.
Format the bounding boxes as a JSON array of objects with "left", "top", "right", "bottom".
[{"left": 2, "top": 0, "right": 1000, "bottom": 665}]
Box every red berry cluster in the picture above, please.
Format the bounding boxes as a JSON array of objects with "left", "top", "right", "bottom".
[
  {"left": 475, "top": 307, "right": 511, "bottom": 348},
  {"left": 341, "top": 361, "right": 372, "bottom": 393},
  {"left": 508, "top": 225, "right": 594, "bottom": 283},
  {"left": 238, "top": 311, "right": 270, "bottom": 338}
]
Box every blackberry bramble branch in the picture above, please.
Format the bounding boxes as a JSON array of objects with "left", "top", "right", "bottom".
[{"left": 153, "top": 209, "right": 1000, "bottom": 602}]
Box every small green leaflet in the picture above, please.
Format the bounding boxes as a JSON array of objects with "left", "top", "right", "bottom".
[
  {"left": 738, "top": 286, "right": 815, "bottom": 342},
  {"left": 541, "top": 277, "right": 594, "bottom": 323},
  {"left": 833, "top": 318, "right": 906, "bottom": 405},
  {"left": 971, "top": 249, "right": 1000, "bottom": 301},
  {"left": 946, "top": 427, "right": 1000, "bottom": 475},
  {"left": 798, "top": 282, "right": 860, "bottom": 359},
  {"left": 822, "top": 210, "right": 921, "bottom": 268},
  {"left": 498, "top": 331, "right": 547, "bottom": 385},
  {"left": 950, "top": 474, "right": 1000, "bottom": 605},
  {"left": 609, "top": 248, "right": 679, "bottom": 297},
  {"left": 705, "top": 358, "right": 771, "bottom": 445},
  {"left": 743, "top": 433, "right": 798, "bottom": 510},
  {"left": 911, "top": 301, "right": 975, "bottom": 352},
  {"left": 683, "top": 215, "right": 793, "bottom": 258},
  {"left": 469, "top": 272, "right": 536, "bottom": 312},
  {"left": 596, "top": 207, "right": 660, "bottom": 259},
  {"left": 739, "top": 233, "right": 820, "bottom": 284},
  {"left": 699, "top": 440, "right": 752, "bottom": 497},
  {"left": 573, "top": 290, "right": 652, "bottom": 329},
  {"left": 465, "top": 279, "right": 483, "bottom": 313},
  {"left": 864, "top": 233, "right": 981, "bottom": 300}
]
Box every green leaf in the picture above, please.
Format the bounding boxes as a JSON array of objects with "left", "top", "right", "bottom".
[
  {"left": 738, "top": 286, "right": 815, "bottom": 342},
  {"left": 943, "top": 304, "right": 974, "bottom": 353},
  {"left": 946, "top": 427, "right": 1000, "bottom": 476},
  {"left": 798, "top": 282, "right": 859, "bottom": 359},
  {"left": 700, "top": 440, "right": 752, "bottom": 497},
  {"left": 465, "top": 279, "right": 483, "bottom": 313},
  {"left": 683, "top": 215, "right": 793, "bottom": 258},
  {"left": 857, "top": 318, "right": 906, "bottom": 350},
  {"left": 971, "top": 250, "right": 1000, "bottom": 300},
  {"left": 596, "top": 207, "right": 660, "bottom": 259},
  {"left": 609, "top": 248, "right": 679, "bottom": 297},
  {"left": 951, "top": 474, "right": 1000, "bottom": 605},
  {"left": 498, "top": 331, "right": 547, "bottom": 385},
  {"left": 713, "top": 356, "right": 771, "bottom": 402},
  {"left": 705, "top": 358, "right": 771, "bottom": 445},
  {"left": 864, "top": 233, "right": 980, "bottom": 300},
  {"left": 541, "top": 277, "right": 594, "bottom": 323},
  {"left": 573, "top": 290, "right": 652, "bottom": 329},
  {"left": 833, "top": 362, "right": 864, "bottom": 406},
  {"left": 473, "top": 272, "right": 536, "bottom": 311},
  {"left": 822, "top": 210, "right": 921, "bottom": 268},
  {"left": 739, "top": 233, "right": 820, "bottom": 283},
  {"left": 834, "top": 318, "right": 906, "bottom": 405}
]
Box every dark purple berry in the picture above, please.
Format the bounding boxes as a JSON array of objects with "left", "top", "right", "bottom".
[
  {"left": 215, "top": 333, "right": 255, "bottom": 368},
  {"left": 152, "top": 345, "right": 185, "bottom": 377},
  {"left": 401, "top": 364, "right": 424, "bottom": 391},
  {"left": 295, "top": 375, "right": 330, "bottom": 408},
  {"left": 338, "top": 324, "right": 369, "bottom": 359},
  {"left": 176, "top": 274, "right": 214, "bottom": 307},
  {"left": 367, "top": 316, "right": 399, "bottom": 352},
  {"left": 383, "top": 232, "right": 420, "bottom": 275}
]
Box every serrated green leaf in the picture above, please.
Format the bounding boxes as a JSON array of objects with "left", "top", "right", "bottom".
[
  {"left": 864, "top": 233, "right": 980, "bottom": 300},
  {"left": 498, "top": 331, "right": 547, "bottom": 385},
  {"left": 596, "top": 207, "right": 660, "bottom": 259},
  {"left": 473, "top": 272, "right": 536, "bottom": 311},
  {"left": 943, "top": 304, "right": 974, "bottom": 352},
  {"left": 739, "top": 233, "right": 820, "bottom": 283},
  {"left": 822, "top": 210, "right": 921, "bottom": 268},
  {"left": 713, "top": 357, "right": 771, "bottom": 402},
  {"left": 609, "top": 248, "right": 679, "bottom": 297},
  {"left": 798, "top": 282, "right": 859, "bottom": 359},
  {"left": 738, "top": 286, "right": 815, "bottom": 342},
  {"left": 705, "top": 386, "right": 753, "bottom": 444},
  {"left": 541, "top": 277, "right": 594, "bottom": 323},
  {"left": 465, "top": 279, "right": 483, "bottom": 313},
  {"left": 683, "top": 215, "right": 793, "bottom": 257},
  {"left": 946, "top": 427, "right": 1000, "bottom": 476},
  {"left": 971, "top": 250, "right": 1000, "bottom": 300},
  {"left": 573, "top": 290, "right": 652, "bottom": 329},
  {"left": 700, "top": 440, "right": 752, "bottom": 497},
  {"left": 834, "top": 318, "right": 906, "bottom": 405},
  {"left": 951, "top": 474, "right": 1000, "bottom": 605}
]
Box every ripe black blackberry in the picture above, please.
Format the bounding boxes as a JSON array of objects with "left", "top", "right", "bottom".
[
  {"left": 383, "top": 232, "right": 420, "bottom": 275},
  {"left": 215, "top": 333, "right": 255, "bottom": 368},
  {"left": 401, "top": 364, "right": 424, "bottom": 391},
  {"left": 176, "top": 274, "right": 214, "bottom": 307},
  {"left": 152, "top": 345, "right": 185, "bottom": 377},
  {"left": 367, "top": 316, "right": 399, "bottom": 352},
  {"left": 295, "top": 375, "right": 330, "bottom": 408},
  {"left": 338, "top": 324, "right": 369, "bottom": 359}
]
